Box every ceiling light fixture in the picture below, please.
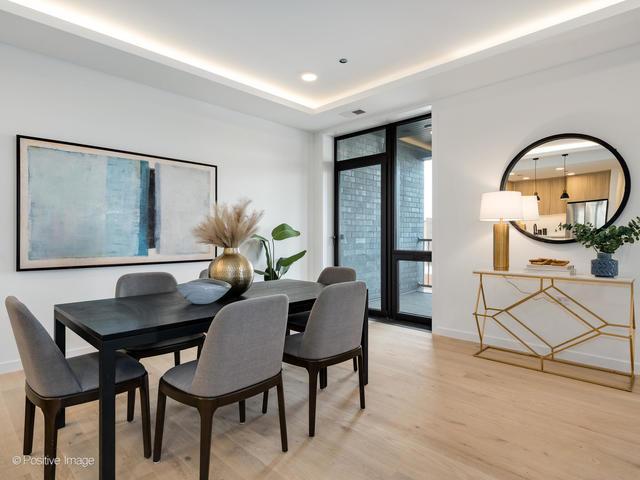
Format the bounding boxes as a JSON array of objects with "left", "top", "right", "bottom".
[
  {"left": 560, "top": 153, "right": 570, "bottom": 200},
  {"left": 301, "top": 72, "right": 318, "bottom": 82},
  {"left": 523, "top": 177, "right": 530, "bottom": 180},
  {"left": 567, "top": 172, "right": 576, "bottom": 176},
  {"left": 555, "top": 167, "right": 564, "bottom": 171},
  {"left": 533, "top": 157, "right": 540, "bottom": 202}
]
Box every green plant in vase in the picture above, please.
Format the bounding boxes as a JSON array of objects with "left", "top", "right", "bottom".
[
  {"left": 253, "top": 223, "right": 307, "bottom": 280},
  {"left": 561, "top": 217, "right": 640, "bottom": 277}
]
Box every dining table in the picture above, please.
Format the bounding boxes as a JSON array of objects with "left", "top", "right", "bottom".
[{"left": 53, "top": 278, "right": 369, "bottom": 479}]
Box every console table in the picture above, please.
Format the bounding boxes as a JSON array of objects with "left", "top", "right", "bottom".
[{"left": 473, "top": 270, "right": 635, "bottom": 391}]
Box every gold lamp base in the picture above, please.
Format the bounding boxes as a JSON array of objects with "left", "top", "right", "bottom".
[{"left": 493, "top": 222, "right": 509, "bottom": 271}]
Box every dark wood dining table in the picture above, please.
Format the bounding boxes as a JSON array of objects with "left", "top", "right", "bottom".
[{"left": 53, "top": 278, "right": 368, "bottom": 479}]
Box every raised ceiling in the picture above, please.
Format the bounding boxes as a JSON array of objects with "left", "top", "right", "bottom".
[{"left": 1, "top": 0, "right": 640, "bottom": 130}]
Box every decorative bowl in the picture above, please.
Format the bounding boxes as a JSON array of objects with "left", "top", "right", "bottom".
[{"left": 177, "top": 279, "right": 231, "bottom": 304}]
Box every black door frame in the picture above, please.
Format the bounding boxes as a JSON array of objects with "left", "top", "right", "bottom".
[{"left": 334, "top": 113, "right": 432, "bottom": 328}]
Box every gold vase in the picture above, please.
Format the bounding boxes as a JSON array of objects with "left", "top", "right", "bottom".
[{"left": 208, "top": 247, "right": 254, "bottom": 296}]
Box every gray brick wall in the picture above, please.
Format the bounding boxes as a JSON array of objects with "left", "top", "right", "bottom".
[{"left": 337, "top": 133, "right": 429, "bottom": 307}]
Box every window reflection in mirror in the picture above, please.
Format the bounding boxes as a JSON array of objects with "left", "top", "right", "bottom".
[{"left": 502, "top": 136, "right": 628, "bottom": 243}]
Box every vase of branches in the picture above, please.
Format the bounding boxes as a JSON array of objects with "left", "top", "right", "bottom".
[
  {"left": 562, "top": 217, "right": 640, "bottom": 278},
  {"left": 193, "top": 199, "right": 263, "bottom": 296}
]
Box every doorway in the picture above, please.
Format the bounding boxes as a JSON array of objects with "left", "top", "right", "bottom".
[{"left": 334, "top": 114, "right": 432, "bottom": 328}]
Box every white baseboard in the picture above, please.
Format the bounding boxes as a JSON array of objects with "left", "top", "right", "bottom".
[
  {"left": 0, "top": 345, "right": 95, "bottom": 375},
  {"left": 433, "top": 325, "right": 640, "bottom": 372}
]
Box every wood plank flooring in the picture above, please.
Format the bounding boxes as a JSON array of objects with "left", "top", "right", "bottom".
[{"left": 1, "top": 321, "right": 639, "bottom": 479}]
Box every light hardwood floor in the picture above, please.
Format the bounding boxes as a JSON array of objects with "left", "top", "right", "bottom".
[{"left": 1, "top": 321, "right": 639, "bottom": 480}]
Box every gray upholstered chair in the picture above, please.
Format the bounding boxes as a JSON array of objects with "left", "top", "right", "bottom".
[
  {"left": 5, "top": 296, "right": 151, "bottom": 480},
  {"left": 116, "top": 272, "right": 205, "bottom": 421},
  {"left": 282, "top": 281, "right": 366, "bottom": 437},
  {"left": 153, "top": 294, "right": 289, "bottom": 480},
  {"left": 287, "top": 267, "right": 358, "bottom": 387}
]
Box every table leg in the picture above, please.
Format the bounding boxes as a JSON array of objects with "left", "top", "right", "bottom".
[
  {"left": 362, "top": 290, "right": 369, "bottom": 385},
  {"left": 54, "top": 319, "right": 66, "bottom": 428},
  {"left": 99, "top": 346, "right": 117, "bottom": 480}
]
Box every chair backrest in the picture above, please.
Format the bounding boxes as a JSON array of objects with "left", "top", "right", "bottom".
[
  {"left": 317, "top": 266, "right": 356, "bottom": 285},
  {"left": 199, "top": 269, "right": 209, "bottom": 279},
  {"left": 299, "top": 281, "right": 366, "bottom": 359},
  {"left": 5, "top": 297, "right": 81, "bottom": 397},
  {"left": 190, "top": 294, "right": 289, "bottom": 397},
  {"left": 115, "top": 272, "right": 178, "bottom": 298}
]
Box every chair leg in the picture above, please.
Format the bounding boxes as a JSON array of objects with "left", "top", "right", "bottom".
[
  {"left": 320, "top": 367, "right": 328, "bottom": 389},
  {"left": 139, "top": 375, "right": 152, "bottom": 458},
  {"left": 357, "top": 354, "right": 365, "bottom": 409},
  {"left": 276, "top": 377, "right": 288, "bottom": 452},
  {"left": 308, "top": 368, "right": 318, "bottom": 437},
  {"left": 262, "top": 390, "right": 269, "bottom": 414},
  {"left": 43, "top": 401, "right": 61, "bottom": 480},
  {"left": 198, "top": 406, "right": 215, "bottom": 480},
  {"left": 353, "top": 358, "right": 358, "bottom": 372},
  {"left": 23, "top": 396, "right": 35, "bottom": 455},
  {"left": 239, "top": 400, "right": 246, "bottom": 423},
  {"left": 127, "top": 388, "right": 136, "bottom": 422},
  {"left": 174, "top": 351, "right": 181, "bottom": 366},
  {"left": 152, "top": 389, "right": 167, "bottom": 462}
]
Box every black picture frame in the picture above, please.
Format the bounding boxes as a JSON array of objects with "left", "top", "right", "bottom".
[
  {"left": 500, "top": 133, "right": 631, "bottom": 244},
  {"left": 17, "top": 135, "right": 218, "bottom": 271}
]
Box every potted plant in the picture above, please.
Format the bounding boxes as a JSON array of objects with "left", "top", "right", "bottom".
[
  {"left": 253, "top": 224, "right": 307, "bottom": 280},
  {"left": 193, "top": 199, "right": 263, "bottom": 295},
  {"left": 561, "top": 217, "right": 640, "bottom": 277}
]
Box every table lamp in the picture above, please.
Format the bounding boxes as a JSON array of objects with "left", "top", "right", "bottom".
[{"left": 480, "top": 191, "right": 523, "bottom": 271}]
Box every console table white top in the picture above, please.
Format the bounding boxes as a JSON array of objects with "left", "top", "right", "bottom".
[{"left": 473, "top": 269, "right": 634, "bottom": 286}]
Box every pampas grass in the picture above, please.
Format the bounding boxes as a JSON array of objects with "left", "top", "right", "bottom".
[{"left": 193, "top": 199, "right": 263, "bottom": 248}]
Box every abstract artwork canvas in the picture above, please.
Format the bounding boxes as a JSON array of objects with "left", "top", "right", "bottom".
[{"left": 17, "top": 136, "right": 217, "bottom": 270}]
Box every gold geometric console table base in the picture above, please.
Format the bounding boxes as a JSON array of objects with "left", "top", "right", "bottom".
[{"left": 473, "top": 270, "right": 636, "bottom": 392}]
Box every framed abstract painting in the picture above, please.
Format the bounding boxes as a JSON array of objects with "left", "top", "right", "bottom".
[{"left": 17, "top": 136, "right": 218, "bottom": 270}]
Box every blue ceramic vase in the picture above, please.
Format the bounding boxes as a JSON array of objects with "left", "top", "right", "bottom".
[{"left": 591, "top": 252, "right": 618, "bottom": 278}]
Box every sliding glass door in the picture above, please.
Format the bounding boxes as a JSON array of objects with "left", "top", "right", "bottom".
[
  {"left": 334, "top": 129, "right": 387, "bottom": 314},
  {"left": 334, "top": 114, "right": 432, "bottom": 327}
]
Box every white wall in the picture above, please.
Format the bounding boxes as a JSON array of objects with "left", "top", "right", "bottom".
[
  {"left": 432, "top": 43, "right": 640, "bottom": 370},
  {"left": 0, "top": 44, "right": 313, "bottom": 373}
]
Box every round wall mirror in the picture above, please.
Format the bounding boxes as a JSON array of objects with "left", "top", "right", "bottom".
[{"left": 500, "top": 134, "right": 631, "bottom": 244}]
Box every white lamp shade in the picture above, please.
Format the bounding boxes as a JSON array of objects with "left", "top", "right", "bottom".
[
  {"left": 521, "top": 195, "right": 540, "bottom": 221},
  {"left": 479, "top": 191, "right": 523, "bottom": 221}
]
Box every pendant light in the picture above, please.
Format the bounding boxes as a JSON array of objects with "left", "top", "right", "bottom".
[
  {"left": 560, "top": 153, "right": 570, "bottom": 200},
  {"left": 533, "top": 157, "right": 540, "bottom": 201}
]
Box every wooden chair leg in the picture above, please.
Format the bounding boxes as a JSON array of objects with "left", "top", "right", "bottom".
[
  {"left": 276, "top": 377, "right": 288, "bottom": 452},
  {"left": 152, "top": 389, "right": 167, "bottom": 462},
  {"left": 308, "top": 368, "right": 318, "bottom": 437},
  {"left": 127, "top": 388, "right": 136, "bottom": 422},
  {"left": 353, "top": 358, "right": 358, "bottom": 372},
  {"left": 239, "top": 400, "right": 246, "bottom": 423},
  {"left": 23, "top": 396, "right": 35, "bottom": 455},
  {"left": 43, "top": 402, "right": 61, "bottom": 480},
  {"left": 174, "top": 351, "right": 181, "bottom": 366},
  {"left": 320, "top": 367, "right": 328, "bottom": 389},
  {"left": 198, "top": 406, "right": 215, "bottom": 480},
  {"left": 262, "top": 390, "right": 269, "bottom": 414},
  {"left": 357, "top": 354, "right": 365, "bottom": 409},
  {"left": 139, "top": 375, "right": 152, "bottom": 458}
]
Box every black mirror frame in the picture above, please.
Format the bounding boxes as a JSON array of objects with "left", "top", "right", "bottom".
[{"left": 500, "top": 133, "right": 631, "bottom": 244}]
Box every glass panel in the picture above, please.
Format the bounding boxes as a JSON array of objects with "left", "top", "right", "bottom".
[
  {"left": 338, "top": 165, "right": 382, "bottom": 310},
  {"left": 395, "top": 119, "right": 432, "bottom": 250},
  {"left": 398, "top": 260, "right": 432, "bottom": 317},
  {"left": 337, "top": 130, "right": 386, "bottom": 161}
]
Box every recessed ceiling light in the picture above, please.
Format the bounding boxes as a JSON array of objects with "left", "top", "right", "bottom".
[
  {"left": 509, "top": 172, "right": 515, "bottom": 176},
  {"left": 523, "top": 177, "right": 530, "bottom": 180},
  {"left": 301, "top": 72, "right": 318, "bottom": 82},
  {"left": 339, "top": 58, "right": 348, "bottom": 64},
  {"left": 555, "top": 167, "right": 564, "bottom": 171},
  {"left": 567, "top": 172, "right": 576, "bottom": 176}
]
